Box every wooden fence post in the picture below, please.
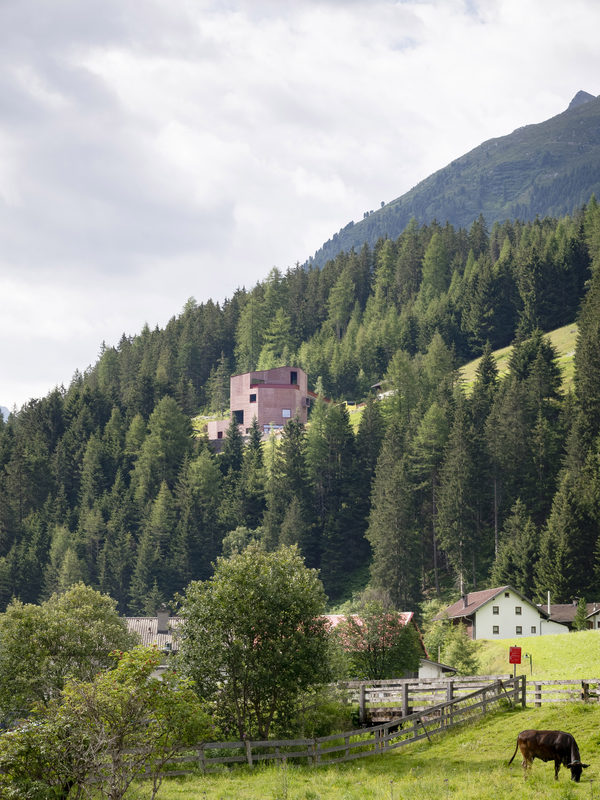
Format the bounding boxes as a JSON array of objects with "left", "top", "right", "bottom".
[
  {"left": 582, "top": 682, "right": 589, "bottom": 702},
  {"left": 245, "top": 739, "right": 253, "bottom": 767},
  {"left": 520, "top": 675, "right": 526, "bottom": 708},
  {"left": 446, "top": 680, "right": 454, "bottom": 703},
  {"left": 402, "top": 683, "right": 410, "bottom": 717},
  {"left": 535, "top": 682, "right": 541, "bottom": 707},
  {"left": 359, "top": 684, "right": 366, "bottom": 725}
]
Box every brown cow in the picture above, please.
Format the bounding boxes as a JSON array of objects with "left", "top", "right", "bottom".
[{"left": 508, "top": 729, "right": 590, "bottom": 781}]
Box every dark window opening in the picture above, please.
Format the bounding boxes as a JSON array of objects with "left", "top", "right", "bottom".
[
  {"left": 493, "top": 626, "right": 499, "bottom": 635},
  {"left": 290, "top": 371, "right": 297, "bottom": 385},
  {"left": 504, "top": 592, "right": 510, "bottom": 597},
  {"left": 516, "top": 626, "right": 522, "bottom": 635},
  {"left": 233, "top": 410, "right": 244, "bottom": 424},
  {"left": 492, "top": 606, "right": 499, "bottom": 615},
  {"left": 515, "top": 606, "right": 522, "bottom": 615},
  {"left": 249, "top": 393, "right": 257, "bottom": 403},
  {"left": 531, "top": 626, "right": 536, "bottom": 634},
  {"left": 217, "top": 431, "right": 223, "bottom": 439}
]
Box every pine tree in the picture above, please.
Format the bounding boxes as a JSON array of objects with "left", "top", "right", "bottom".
[
  {"left": 366, "top": 423, "right": 421, "bottom": 610},
  {"left": 574, "top": 263, "right": 600, "bottom": 448},
  {"left": 437, "top": 394, "right": 479, "bottom": 589},
  {"left": 409, "top": 401, "right": 450, "bottom": 594},
  {"left": 534, "top": 477, "right": 580, "bottom": 602},
  {"left": 490, "top": 499, "right": 539, "bottom": 597}
]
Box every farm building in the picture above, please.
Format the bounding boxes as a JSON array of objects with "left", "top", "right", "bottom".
[{"left": 433, "top": 586, "right": 569, "bottom": 640}]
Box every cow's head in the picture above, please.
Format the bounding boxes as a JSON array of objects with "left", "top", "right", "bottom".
[{"left": 567, "top": 761, "right": 590, "bottom": 782}]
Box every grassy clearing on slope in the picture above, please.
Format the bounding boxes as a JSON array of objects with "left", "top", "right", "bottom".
[
  {"left": 459, "top": 322, "right": 578, "bottom": 392},
  {"left": 134, "top": 703, "right": 600, "bottom": 799},
  {"left": 477, "top": 629, "right": 600, "bottom": 680}
]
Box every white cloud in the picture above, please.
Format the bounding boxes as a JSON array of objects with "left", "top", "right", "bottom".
[{"left": 1, "top": 0, "right": 600, "bottom": 407}]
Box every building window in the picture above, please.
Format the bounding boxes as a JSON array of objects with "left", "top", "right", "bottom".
[
  {"left": 493, "top": 626, "right": 499, "bottom": 635},
  {"left": 217, "top": 431, "right": 223, "bottom": 439},
  {"left": 290, "top": 371, "right": 297, "bottom": 385},
  {"left": 233, "top": 410, "right": 244, "bottom": 424},
  {"left": 515, "top": 606, "right": 522, "bottom": 615},
  {"left": 531, "top": 626, "right": 536, "bottom": 634},
  {"left": 504, "top": 592, "right": 510, "bottom": 598},
  {"left": 492, "top": 605, "right": 499, "bottom": 615},
  {"left": 282, "top": 409, "right": 291, "bottom": 418},
  {"left": 249, "top": 393, "right": 256, "bottom": 403},
  {"left": 516, "top": 626, "right": 522, "bottom": 635}
]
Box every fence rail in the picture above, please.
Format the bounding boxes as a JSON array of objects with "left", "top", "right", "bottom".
[
  {"left": 526, "top": 678, "right": 600, "bottom": 706},
  {"left": 160, "top": 676, "right": 525, "bottom": 775},
  {"left": 340, "top": 675, "right": 512, "bottom": 724}
]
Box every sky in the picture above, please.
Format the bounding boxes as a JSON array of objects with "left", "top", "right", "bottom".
[{"left": 1, "top": 0, "right": 599, "bottom": 411}]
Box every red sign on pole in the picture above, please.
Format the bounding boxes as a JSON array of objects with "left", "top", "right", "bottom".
[{"left": 509, "top": 646, "right": 522, "bottom": 665}]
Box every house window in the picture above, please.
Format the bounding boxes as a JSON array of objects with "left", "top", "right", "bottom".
[
  {"left": 217, "top": 431, "right": 223, "bottom": 439},
  {"left": 493, "top": 626, "right": 499, "bottom": 635},
  {"left": 233, "top": 410, "right": 244, "bottom": 424},
  {"left": 282, "top": 409, "right": 291, "bottom": 418},
  {"left": 492, "top": 606, "right": 499, "bottom": 615},
  {"left": 290, "top": 371, "right": 297, "bottom": 385},
  {"left": 531, "top": 626, "right": 536, "bottom": 634},
  {"left": 515, "top": 606, "right": 522, "bottom": 615},
  {"left": 504, "top": 592, "right": 510, "bottom": 598},
  {"left": 249, "top": 393, "right": 257, "bottom": 403},
  {"left": 516, "top": 626, "right": 522, "bottom": 635}
]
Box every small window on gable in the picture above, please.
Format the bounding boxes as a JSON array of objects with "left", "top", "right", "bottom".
[
  {"left": 505, "top": 592, "right": 510, "bottom": 598},
  {"left": 492, "top": 605, "right": 499, "bottom": 615},
  {"left": 249, "top": 393, "right": 257, "bottom": 403},
  {"left": 516, "top": 626, "right": 522, "bottom": 635},
  {"left": 531, "top": 626, "right": 536, "bottom": 634},
  {"left": 493, "top": 626, "right": 499, "bottom": 635},
  {"left": 282, "top": 409, "right": 291, "bottom": 418},
  {"left": 290, "top": 371, "right": 297, "bottom": 385},
  {"left": 515, "top": 606, "right": 522, "bottom": 615}
]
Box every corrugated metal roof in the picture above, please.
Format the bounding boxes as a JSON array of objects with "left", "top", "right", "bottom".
[{"left": 126, "top": 616, "right": 183, "bottom": 651}]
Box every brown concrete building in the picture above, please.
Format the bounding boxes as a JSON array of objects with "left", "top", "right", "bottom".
[{"left": 207, "top": 366, "right": 312, "bottom": 441}]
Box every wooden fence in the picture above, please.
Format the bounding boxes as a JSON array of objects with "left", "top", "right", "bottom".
[
  {"left": 526, "top": 678, "right": 600, "bottom": 706},
  {"left": 160, "top": 676, "right": 525, "bottom": 775},
  {"left": 339, "top": 675, "right": 512, "bottom": 724}
]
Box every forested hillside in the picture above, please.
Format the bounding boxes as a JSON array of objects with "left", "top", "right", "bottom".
[
  {"left": 1, "top": 200, "right": 600, "bottom": 613},
  {"left": 311, "top": 92, "right": 600, "bottom": 268}
]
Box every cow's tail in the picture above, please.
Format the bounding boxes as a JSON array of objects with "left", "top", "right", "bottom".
[{"left": 508, "top": 739, "right": 520, "bottom": 766}]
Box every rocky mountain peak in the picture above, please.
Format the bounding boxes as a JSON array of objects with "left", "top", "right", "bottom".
[{"left": 568, "top": 90, "right": 596, "bottom": 110}]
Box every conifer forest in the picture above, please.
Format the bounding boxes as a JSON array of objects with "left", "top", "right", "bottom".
[{"left": 2, "top": 200, "right": 600, "bottom": 614}]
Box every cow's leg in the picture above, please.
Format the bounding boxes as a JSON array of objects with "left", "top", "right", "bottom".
[
  {"left": 522, "top": 758, "right": 530, "bottom": 779},
  {"left": 554, "top": 760, "right": 560, "bottom": 780}
]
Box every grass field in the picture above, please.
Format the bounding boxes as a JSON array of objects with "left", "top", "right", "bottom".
[
  {"left": 135, "top": 702, "right": 600, "bottom": 799},
  {"left": 477, "top": 629, "right": 600, "bottom": 680},
  {"left": 459, "top": 322, "right": 579, "bottom": 392}
]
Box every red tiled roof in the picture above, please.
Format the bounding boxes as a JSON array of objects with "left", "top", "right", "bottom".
[{"left": 323, "top": 612, "right": 414, "bottom": 629}]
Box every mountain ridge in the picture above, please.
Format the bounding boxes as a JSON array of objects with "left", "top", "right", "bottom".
[{"left": 309, "top": 91, "right": 600, "bottom": 267}]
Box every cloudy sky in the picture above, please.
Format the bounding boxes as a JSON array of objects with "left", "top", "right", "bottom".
[{"left": 1, "top": 0, "right": 599, "bottom": 410}]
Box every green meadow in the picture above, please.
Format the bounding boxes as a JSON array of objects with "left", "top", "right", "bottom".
[
  {"left": 459, "top": 322, "right": 579, "bottom": 392},
  {"left": 137, "top": 703, "right": 600, "bottom": 800},
  {"left": 134, "top": 630, "right": 600, "bottom": 799},
  {"left": 477, "top": 629, "right": 600, "bottom": 680}
]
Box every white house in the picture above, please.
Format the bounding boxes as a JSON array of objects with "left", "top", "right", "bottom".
[
  {"left": 433, "top": 586, "right": 569, "bottom": 640},
  {"left": 539, "top": 601, "right": 600, "bottom": 630}
]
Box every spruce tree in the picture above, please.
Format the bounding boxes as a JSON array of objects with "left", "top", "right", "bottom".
[{"left": 366, "top": 423, "right": 421, "bottom": 610}]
